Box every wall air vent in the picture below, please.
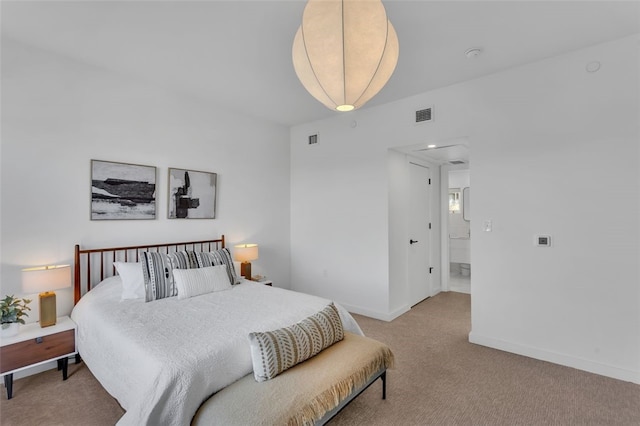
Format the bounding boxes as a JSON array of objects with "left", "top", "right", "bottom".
[
  {"left": 415, "top": 107, "right": 433, "bottom": 123},
  {"left": 449, "top": 160, "right": 466, "bottom": 165},
  {"left": 308, "top": 134, "right": 318, "bottom": 145}
]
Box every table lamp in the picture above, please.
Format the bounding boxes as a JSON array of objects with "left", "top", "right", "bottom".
[
  {"left": 22, "top": 264, "right": 71, "bottom": 327},
  {"left": 234, "top": 244, "right": 258, "bottom": 280}
]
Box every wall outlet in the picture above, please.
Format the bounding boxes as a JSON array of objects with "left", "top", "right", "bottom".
[{"left": 484, "top": 220, "right": 492, "bottom": 232}]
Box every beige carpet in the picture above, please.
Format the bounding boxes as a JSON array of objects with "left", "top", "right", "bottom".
[{"left": 2, "top": 292, "right": 639, "bottom": 425}]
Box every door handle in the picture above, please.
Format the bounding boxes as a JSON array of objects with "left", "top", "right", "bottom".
[{"left": 410, "top": 239, "right": 418, "bottom": 244}]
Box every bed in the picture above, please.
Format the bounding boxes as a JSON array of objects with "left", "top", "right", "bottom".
[{"left": 71, "top": 236, "right": 393, "bottom": 425}]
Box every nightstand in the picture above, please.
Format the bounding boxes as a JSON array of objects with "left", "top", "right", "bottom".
[
  {"left": 251, "top": 277, "right": 273, "bottom": 286},
  {"left": 0, "top": 316, "right": 77, "bottom": 399}
]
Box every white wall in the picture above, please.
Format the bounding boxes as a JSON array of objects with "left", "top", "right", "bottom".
[
  {"left": 467, "top": 35, "right": 640, "bottom": 383},
  {"left": 448, "top": 169, "right": 470, "bottom": 190},
  {"left": 291, "top": 35, "right": 639, "bottom": 383},
  {"left": 1, "top": 38, "right": 292, "bottom": 323},
  {"left": 289, "top": 115, "right": 392, "bottom": 318},
  {"left": 387, "top": 150, "right": 410, "bottom": 317}
]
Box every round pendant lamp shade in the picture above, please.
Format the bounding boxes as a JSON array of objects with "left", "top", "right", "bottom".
[{"left": 292, "top": 0, "right": 399, "bottom": 112}]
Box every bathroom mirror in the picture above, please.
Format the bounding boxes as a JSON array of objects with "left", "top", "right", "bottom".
[{"left": 463, "top": 187, "right": 470, "bottom": 221}]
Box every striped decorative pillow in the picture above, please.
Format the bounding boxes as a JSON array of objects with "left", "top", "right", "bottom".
[
  {"left": 141, "top": 252, "right": 178, "bottom": 302},
  {"left": 248, "top": 303, "right": 344, "bottom": 382},
  {"left": 170, "top": 251, "right": 199, "bottom": 269},
  {"left": 196, "top": 248, "right": 241, "bottom": 284},
  {"left": 141, "top": 251, "right": 201, "bottom": 302}
]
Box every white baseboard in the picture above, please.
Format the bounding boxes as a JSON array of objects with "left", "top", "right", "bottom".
[
  {"left": 385, "top": 304, "right": 411, "bottom": 321},
  {"left": 469, "top": 331, "right": 640, "bottom": 384},
  {"left": 339, "top": 302, "right": 410, "bottom": 322}
]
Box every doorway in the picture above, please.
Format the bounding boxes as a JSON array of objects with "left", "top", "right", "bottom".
[
  {"left": 447, "top": 168, "right": 471, "bottom": 294},
  {"left": 389, "top": 140, "right": 469, "bottom": 300}
]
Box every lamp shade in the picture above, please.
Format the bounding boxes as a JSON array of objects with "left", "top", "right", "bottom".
[
  {"left": 22, "top": 265, "right": 71, "bottom": 294},
  {"left": 234, "top": 244, "right": 259, "bottom": 262},
  {"left": 292, "top": 0, "right": 399, "bottom": 112}
]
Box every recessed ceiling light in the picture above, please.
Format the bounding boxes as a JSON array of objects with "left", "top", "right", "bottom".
[
  {"left": 465, "top": 48, "right": 482, "bottom": 58},
  {"left": 427, "top": 144, "right": 436, "bottom": 148}
]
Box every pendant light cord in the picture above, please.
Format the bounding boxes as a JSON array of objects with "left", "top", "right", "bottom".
[{"left": 341, "top": 0, "right": 346, "bottom": 107}]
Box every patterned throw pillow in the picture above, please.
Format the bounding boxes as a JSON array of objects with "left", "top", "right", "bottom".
[
  {"left": 196, "top": 248, "right": 241, "bottom": 284},
  {"left": 141, "top": 251, "right": 199, "bottom": 302},
  {"left": 170, "top": 250, "right": 199, "bottom": 269},
  {"left": 141, "top": 252, "right": 178, "bottom": 302},
  {"left": 248, "top": 303, "right": 345, "bottom": 382}
]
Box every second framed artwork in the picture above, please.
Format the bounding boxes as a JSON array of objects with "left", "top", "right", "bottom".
[{"left": 168, "top": 168, "right": 217, "bottom": 219}]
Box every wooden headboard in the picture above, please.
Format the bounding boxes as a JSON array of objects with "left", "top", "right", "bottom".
[{"left": 74, "top": 235, "right": 225, "bottom": 304}]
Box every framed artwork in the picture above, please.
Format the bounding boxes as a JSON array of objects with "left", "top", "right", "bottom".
[
  {"left": 91, "top": 160, "right": 156, "bottom": 220},
  {"left": 168, "top": 168, "right": 217, "bottom": 219}
]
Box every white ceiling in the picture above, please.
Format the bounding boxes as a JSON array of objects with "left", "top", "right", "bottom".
[{"left": 2, "top": 1, "right": 639, "bottom": 127}]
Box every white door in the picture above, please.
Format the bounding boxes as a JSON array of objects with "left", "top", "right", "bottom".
[{"left": 408, "top": 162, "right": 431, "bottom": 306}]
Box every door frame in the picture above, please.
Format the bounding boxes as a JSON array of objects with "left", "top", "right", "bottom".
[
  {"left": 387, "top": 150, "right": 441, "bottom": 320},
  {"left": 406, "top": 156, "right": 441, "bottom": 303},
  {"left": 408, "top": 160, "right": 432, "bottom": 305}
]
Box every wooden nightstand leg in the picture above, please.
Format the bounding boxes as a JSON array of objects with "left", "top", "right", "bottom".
[
  {"left": 61, "top": 357, "right": 69, "bottom": 381},
  {"left": 57, "top": 359, "right": 63, "bottom": 371},
  {"left": 75, "top": 353, "right": 82, "bottom": 364},
  {"left": 4, "top": 374, "right": 13, "bottom": 400}
]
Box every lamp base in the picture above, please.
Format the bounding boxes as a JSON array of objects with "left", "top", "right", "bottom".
[
  {"left": 39, "top": 292, "right": 57, "bottom": 328},
  {"left": 240, "top": 262, "right": 252, "bottom": 280}
]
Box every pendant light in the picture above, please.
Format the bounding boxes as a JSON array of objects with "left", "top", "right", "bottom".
[{"left": 292, "top": 0, "right": 399, "bottom": 112}]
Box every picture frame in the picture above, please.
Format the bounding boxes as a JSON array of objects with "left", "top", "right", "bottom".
[
  {"left": 91, "top": 160, "right": 157, "bottom": 220},
  {"left": 168, "top": 168, "right": 217, "bottom": 219}
]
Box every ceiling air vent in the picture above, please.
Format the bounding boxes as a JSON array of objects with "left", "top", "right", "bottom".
[
  {"left": 449, "top": 160, "right": 466, "bottom": 165},
  {"left": 308, "top": 134, "right": 318, "bottom": 145},
  {"left": 415, "top": 107, "right": 433, "bottom": 123}
]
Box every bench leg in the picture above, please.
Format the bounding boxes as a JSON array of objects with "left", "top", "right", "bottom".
[{"left": 381, "top": 370, "right": 386, "bottom": 400}]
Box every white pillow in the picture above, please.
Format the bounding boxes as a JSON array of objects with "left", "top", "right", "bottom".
[
  {"left": 114, "top": 262, "right": 146, "bottom": 300},
  {"left": 173, "top": 265, "right": 231, "bottom": 300}
]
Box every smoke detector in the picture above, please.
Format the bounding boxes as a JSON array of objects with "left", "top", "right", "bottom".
[{"left": 586, "top": 61, "right": 601, "bottom": 73}]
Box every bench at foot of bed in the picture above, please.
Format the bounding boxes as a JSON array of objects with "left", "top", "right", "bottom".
[{"left": 192, "top": 332, "right": 394, "bottom": 426}]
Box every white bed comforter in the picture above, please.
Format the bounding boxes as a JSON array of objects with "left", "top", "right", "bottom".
[{"left": 71, "top": 277, "right": 362, "bottom": 426}]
